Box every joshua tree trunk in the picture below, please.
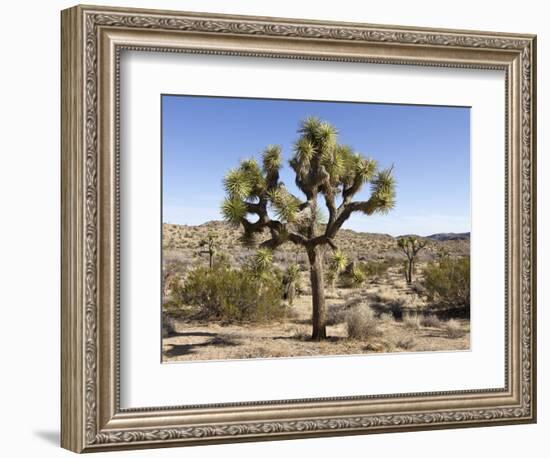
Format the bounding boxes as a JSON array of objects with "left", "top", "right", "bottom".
[
  {"left": 287, "top": 284, "right": 295, "bottom": 306},
  {"left": 407, "top": 259, "right": 413, "bottom": 284},
  {"left": 308, "top": 246, "right": 327, "bottom": 341}
]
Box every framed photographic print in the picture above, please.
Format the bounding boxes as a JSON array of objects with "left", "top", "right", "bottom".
[{"left": 61, "top": 4, "right": 537, "bottom": 453}]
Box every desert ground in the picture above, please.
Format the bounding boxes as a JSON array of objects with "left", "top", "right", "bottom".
[{"left": 162, "top": 222, "right": 470, "bottom": 362}]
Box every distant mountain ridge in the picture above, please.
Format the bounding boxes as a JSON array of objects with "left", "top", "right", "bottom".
[
  {"left": 425, "top": 232, "right": 470, "bottom": 241},
  {"left": 163, "top": 221, "right": 470, "bottom": 262},
  {"left": 192, "top": 221, "right": 469, "bottom": 241}
]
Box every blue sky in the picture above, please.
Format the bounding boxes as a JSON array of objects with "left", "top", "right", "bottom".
[{"left": 162, "top": 95, "right": 470, "bottom": 236}]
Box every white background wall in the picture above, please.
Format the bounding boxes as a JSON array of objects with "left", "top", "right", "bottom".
[{"left": 0, "top": 0, "right": 546, "bottom": 456}]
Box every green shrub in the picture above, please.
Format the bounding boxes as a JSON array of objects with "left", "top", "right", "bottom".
[
  {"left": 422, "top": 256, "right": 470, "bottom": 308},
  {"left": 177, "top": 265, "right": 285, "bottom": 322},
  {"left": 341, "top": 260, "right": 393, "bottom": 288}
]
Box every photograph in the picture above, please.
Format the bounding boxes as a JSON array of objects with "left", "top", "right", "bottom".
[{"left": 161, "top": 95, "right": 471, "bottom": 362}]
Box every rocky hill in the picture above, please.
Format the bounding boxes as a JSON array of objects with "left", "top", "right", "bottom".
[
  {"left": 163, "top": 221, "right": 469, "bottom": 270},
  {"left": 426, "top": 232, "right": 470, "bottom": 242}
]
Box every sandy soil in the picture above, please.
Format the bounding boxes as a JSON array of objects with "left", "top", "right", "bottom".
[{"left": 162, "top": 271, "right": 470, "bottom": 362}]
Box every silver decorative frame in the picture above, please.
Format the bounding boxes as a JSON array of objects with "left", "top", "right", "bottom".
[{"left": 61, "top": 4, "right": 536, "bottom": 453}]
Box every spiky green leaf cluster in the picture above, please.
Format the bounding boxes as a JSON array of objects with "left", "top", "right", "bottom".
[
  {"left": 286, "top": 264, "right": 301, "bottom": 282},
  {"left": 221, "top": 198, "right": 246, "bottom": 226},
  {"left": 368, "top": 168, "right": 396, "bottom": 214},
  {"left": 289, "top": 117, "right": 386, "bottom": 202},
  {"left": 329, "top": 250, "right": 348, "bottom": 273},
  {"left": 252, "top": 248, "right": 273, "bottom": 274},
  {"left": 223, "top": 168, "right": 252, "bottom": 199},
  {"left": 262, "top": 145, "right": 282, "bottom": 175},
  {"left": 268, "top": 187, "right": 300, "bottom": 223},
  {"left": 350, "top": 265, "right": 366, "bottom": 288},
  {"left": 223, "top": 158, "right": 267, "bottom": 201}
]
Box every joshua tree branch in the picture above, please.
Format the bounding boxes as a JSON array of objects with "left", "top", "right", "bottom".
[
  {"left": 325, "top": 196, "right": 383, "bottom": 239},
  {"left": 341, "top": 176, "right": 363, "bottom": 205},
  {"left": 324, "top": 192, "right": 337, "bottom": 227},
  {"left": 260, "top": 228, "right": 308, "bottom": 249}
]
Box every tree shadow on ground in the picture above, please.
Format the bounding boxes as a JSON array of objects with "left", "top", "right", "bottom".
[
  {"left": 166, "top": 330, "right": 218, "bottom": 338},
  {"left": 289, "top": 318, "right": 312, "bottom": 325},
  {"left": 163, "top": 334, "right": 241, "bottom": 358},
  {"left": 271, "top": 334, "right": 345, "bottom": 343},
  {"left": 419, "top": 329, "right": 466, "bottom": 340}
]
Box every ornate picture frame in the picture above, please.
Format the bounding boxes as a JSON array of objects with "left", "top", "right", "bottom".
[{"left": 61, "top": 4, "right": 536, "bottom": 453}]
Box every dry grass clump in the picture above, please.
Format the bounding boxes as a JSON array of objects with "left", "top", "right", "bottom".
[
  {"left": 372, "top": 286, "right": 401, "bottom": 304},
  {"left": 162, "top": 314, "right": 177, "bottom": 337},
  {"left": 344, "top": 296, "right": 363, "bottom": 308},
  {"left": 420, "top": 314, "right": 441, "bottom": 328},
  {"left": 396, "top": 336, "right": 416, "bottom": 350},
  {"left": 379, "top": 312, "right": 394, "bottom": 323},
  {"left": 443, "top": 319, "right": 464, "bottom": 338},
  {"left": 346, "top": 306, "right": 381, "bottom": 340},
  {"left": 286, "top": 307, "right": 300, "bottom": 321},
  {"left": 402, "top": 313, "right": 421, "bottom": 331},
  {"left": 326, "top": 303, "right": 347, "bottom": 325},
  {"left": 364, "top": 339, "right": 394, "bottom": 352}
]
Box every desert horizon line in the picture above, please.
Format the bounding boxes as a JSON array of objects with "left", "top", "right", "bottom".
[{"left": 162, "top": 219, "right": 470, "bottom": 239}]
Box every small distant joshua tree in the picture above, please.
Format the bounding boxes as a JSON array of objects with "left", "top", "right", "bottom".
[
  {"left": 326, "top": 250, "right": 348, "bottom": 290},
  {"left": 221, "top": 117, "right": 396, "bottom": 340},
  {"left": 283, "top": 264, "right": 301, "bottom": 306},
  {"left": 397, "top": 236, "right": 427, "bottom": 284},
  {"left": 198, "top": 232, "right": 217, "bottom": 268},
  {"left": 250, "top": 247, "right": 274, "bottom": 278}
]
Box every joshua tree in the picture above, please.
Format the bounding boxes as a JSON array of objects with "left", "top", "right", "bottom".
[
  {"left": 250, "top": 247, "right": 274, "bottom": 278},
  {"left": 221, "top": 117, "right": 396, "bottom": 340},
  {"left": 283, "top": 264, "right": 301, "bottom": 306},
  {"left": 344, "top": 261, "right": 367, "bottom": 289},
  {"left": 326, "top": 250, "right": 348, "bottom": 290},
  {"left": 198, "top": 232, "right": 217, "bottom": 268},
  {"left": 397, "top": 236, "right": 427, "bottom": 284}
]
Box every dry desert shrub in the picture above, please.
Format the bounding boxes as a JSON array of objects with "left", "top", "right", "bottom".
[
  {"left": 346, "top": 306, "right": 381, "bottom": 340},
  {"left": 443, "top": 319, "right": 464, "bottom": 338},
  {"left": 162, "top": 314, "right": 177, "bottom": 338},
  {"left": 402, "top": 313, "right": 421, "bottom": 331},
  {"left": 379, "top": 312, "right": 394, "bottom": 323},
  {"left": 420, "top": 314, "right": 441, "bottom": 328},
  {"left": 326, "top": 303, "right": 347, "bottom": 326},
  {"left": 372, "top": 285, "right": 401, "bottom": 304},
  {"left": 286, "top": 306, "right": 300, "bottom": 321},
  {"left": 344, "top": 296, "right": 364, "bottom": 308},
  {"left": 396, "top": 336, "right": 416, "bottom": 350}
]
